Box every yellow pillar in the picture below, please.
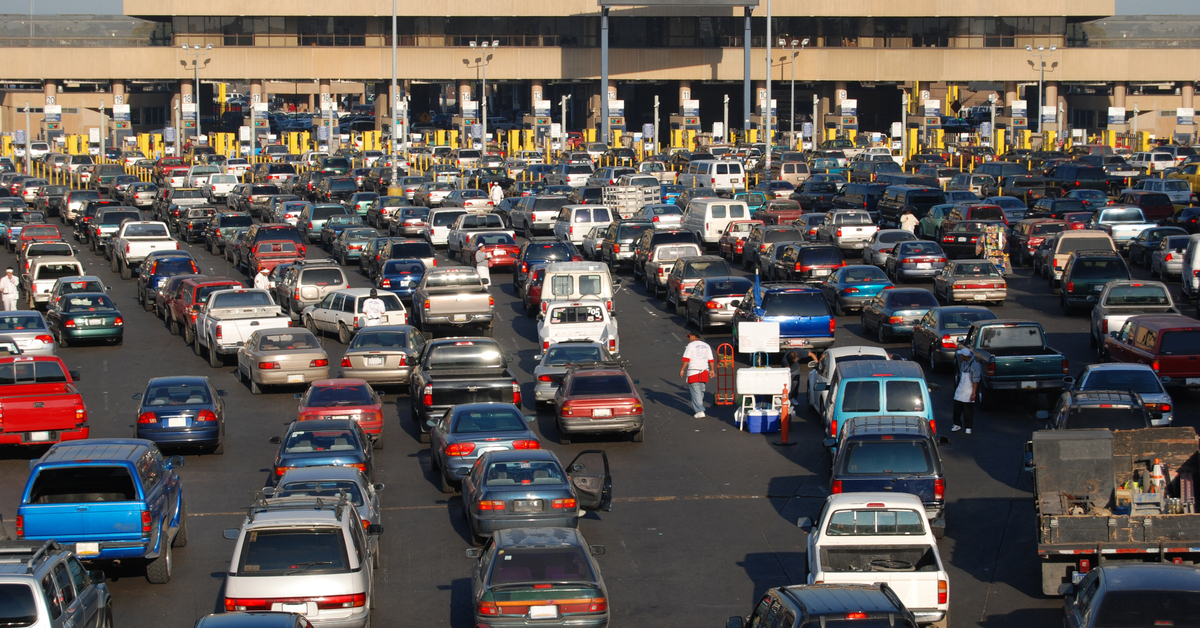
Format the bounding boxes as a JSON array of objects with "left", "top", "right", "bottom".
[
  {"left": 996, "top": 129, "right": 1005, "bottom": 153},
  {"left": 847, "top": 129, "right": 857, "bottom": 144},
  {"left": 585, "top": 129, "right": 596, "bottom": 143},
  {"left": 747, "top": 129, "right": 757, "bottom": 143},
  {"left": 1, "top": 137, "right": 10, "bottom": 157},
  {"left": 686, "top": 130, "right": 697, "bottom": 151},
  {"left": 907, "top": 129, "right": 918, "bottom": 159},
  {"left": 1045, "top": 130, "right": 1056, "bottom": 151},
  {"left": 435, "top": 130, "right": 446, "bottom": 146},
  {"left": 935, "top": 129, "right": 944, "bottom": 150},
  {"left": 449, "top": 130, "right": 458, "bottom": 147}
]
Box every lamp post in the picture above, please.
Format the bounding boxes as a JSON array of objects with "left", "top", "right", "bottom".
[
  {"left": 390, "top": 0, "right": 398, "bottom": 192},
  {"left": 465, "top": 40, "right": 499, "bottom": 151},
  {"left": 764, "top": 0, "right": 772, "bottom": 177},
  {"left": 181, "top": 43, "right": 212, "bottom": 139},
  {"left": 1025, "top": 44, "right": 1057, "bottom": 133},
  {"left": 778, "top": 37, "right": 809, "bottom": 150}
]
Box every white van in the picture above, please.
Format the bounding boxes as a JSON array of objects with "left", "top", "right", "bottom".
[
  {"left": 678, "top": 160, "right": 745, "bottom": 192},
  {"left": 553, "top": 205, "right": 613, "bottom": 244},
  {"left": 423, "top": 208, "right": 468, "bottom": 246},
  {"left": 540, "top": 261, "right": 617, "bottom": 313},
  {"left": 1180, "top": 234, "right": 1200, "bottom": 302},
  {"left": 680, "top": 198, "right": 750, "bottom": 245}
]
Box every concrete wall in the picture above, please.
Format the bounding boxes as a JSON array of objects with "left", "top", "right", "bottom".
[{"left": 0, "top": 90, "right": 173, "bottom": 139}]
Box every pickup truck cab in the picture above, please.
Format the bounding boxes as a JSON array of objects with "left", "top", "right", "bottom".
[
  {"left": 18, "top": 439, "right": 186, "bottom": 583},
  {"left": 446, "top": 213, "right": 511, "bottom": 258},
  {"left": 1059, "top": 250, "right": 1130, "bottom": 312},
  {"left": 1103, "top": 314, "right": 1200, "bottom": 389},
  {"left": 815, "top": 210, "right": 878, "bottom": 252},
  {"left": 828, "top": 415, "right": 947, "bottom": 535},
  {"left": 1090, "top": 281, "right": 1178, "bottom": 355},
  {"left": 412, "top": 268, "right": 494, "bottom": 334},
  {"left": 195, "top": 288, "right": 292, "bottom": 368},
  {"left": 966, "top": 320, "right": 1068, "bottom": 403},
  {"left": 731, "top": 284, "right": 836, "bottom": 354},
  {"left": 23, "top": 259, "right": 84, "bottom": 310},
  {"left": 537, "top": 298, "right": 620, "bottom": 357},
  {"left": 409, "top": 337, "right": 521, "bottom": 442},
  {"left": 111, "top": 221, "right": 178, "bottom": 280},
  {"left": 800, "top": 493, "right": 949, "bottom": 627},
  {"left": 0, "top": 356, "right": 87, "bottom": 445},
  {"left": 1087, "top": 206, "right": 1156, "bottom": 253},
  {"left": 540, "top": 262, "right": 617, "bottom": 314},
  {"left": 1048, "top": 231, "right": 1117, "bottom": 285},
  {"left": 729, "top": 583, "right": 919, "bottom": 628}
]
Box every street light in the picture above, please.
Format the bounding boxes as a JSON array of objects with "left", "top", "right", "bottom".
[
  {"left": 778, "top": 37, "right": 809, "bottom": 149},
  {"left": 1026, "top": 44, "right": 1057, "bottom": 133},
  {"left": 181, "top": 43, "right": 212, "bottom": 139},
  {"left": 465, "top": 39, "right": 499, "bottom": 151}
]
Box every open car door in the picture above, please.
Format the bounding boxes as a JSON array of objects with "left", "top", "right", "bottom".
[{"left": 566, "top": 450, "right": 611, "bottom": 512}]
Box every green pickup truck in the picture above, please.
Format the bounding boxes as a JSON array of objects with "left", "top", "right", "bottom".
[{"left": 963, "top": 319, "right": 1068, "bottom": 406}]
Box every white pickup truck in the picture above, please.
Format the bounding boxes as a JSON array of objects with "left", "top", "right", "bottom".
[
  {"left": 195, "top": 288, "right": 292, "bottom": 368},
  {"left": 537, "top": 298, "right": 620, "bottom": 357},
  {"left": 1088, "top": 206, "right": 1156, "bottom": 253},
  {"left": 801, "top": 493, "right": 949, "bottom": 628},
  {"left": 816, "top": 210, "right": 879, "bottom": 252},
  {"left": 445, "top": 213, "right": 513, "bottom": 258},
  {"left": 109, "top": 221, "right": 179, "bottom": 280}
]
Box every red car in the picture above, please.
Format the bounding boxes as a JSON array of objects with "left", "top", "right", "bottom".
[
  {"left": 466, "top": 233, "right": 521, "bottom": 270},
  {"left": 296, "top": 379, "right": 384, "bottom": 446},
  {"left": 166, "top": 277, "right": 243, "bottom": 343},
  {"left": 718, "top": 220, "right": 764, "bottom": 262},
  {"left": 0, "top": 355, "right": 88, "bottom": 446},
  {"left": 1063, "top": 211, "right": 1093, "bottom": 230},
  {"left": 16, "top": 224, "right": 62, "bottom": 251},
  {"left": 247, "top": 239, "right": 303, "bottom": 274},
  {"left": 554, "top": 362, "right": 644, "bottom": 444},
  {"left": 1102, "top": 314, "right": 1200, "bottom": 386},
  {"left": 522, "top": 266, "right": 547, "bottom": 317}
]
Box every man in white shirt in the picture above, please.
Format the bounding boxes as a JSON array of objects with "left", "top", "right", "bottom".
[
  {"left": 679, "top": 331, "right": 715, "bottom": 418},
  {"left": 361, "top": 289, "right": 386, "bottom": 327},
  {"left": 489, "top": 181, "right": 504, "bottom": 205},
  {"left": 0, "top": 268, "right": 20, "bottom": 311},
  {"left": 253, "top": 268, "right": 271, "bottom": 290},
  {"left": 900, "top": 209, "right": 919, "bottom": 234}
]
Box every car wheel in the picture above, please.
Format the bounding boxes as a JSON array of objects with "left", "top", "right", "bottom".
[
  {"left": 192, "top": 332, "right": 203, "bottom": 357},
  {"left": 57, "top": 332, "right": 69, "bottom": 349},
  {"left": 169, "top": 318, "right": 180, "bottom": 336},
  {"left": 834, "top": 300, "right": 845, "bottom": 317},
  {"left": 145, "top": 541, "right": 172, "bottom": 584},
  {"left": 338, "top": 323, "right": 352, "bottom": 345},
  {"left": 674, "top": 293, "right": 685, "bottom": 316},
  {"left": 119, "top": 261, "right": 131, "bottom": 280},
  {"left": 207, "top": 339, "right": 223, "bottom": 368},
  {"left": 1096, "top": 338, "right": 1107, "bottom": 362},
  {"left": 306, "top": 316, "right": 320, "bottom": 337},
  {"left": 877, "top": 321, "right": 889, "bottom": 344},
  {"left": 142, "top": 292, "right": 153, "bottom": 312},
  {"left": 111, "top": 255, "right": 119, "bottom": 273},
  {"left": 172, "top": 504, "right": 189, "bottom": 547}
]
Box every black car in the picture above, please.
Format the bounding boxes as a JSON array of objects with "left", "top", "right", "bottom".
[
  {"left": 1127, "top": 226, "right": 1189, "bottom": 267},
  {"left": 730, "top": 584, "right": 919, "bottom": 628},
  {"left": 938, "top": 220, "right": 1004, "bottom": 259},
  {"left": 910, "top": 305, "right": 998, "bottom": 371},
  {"left": 791, "top": 179, "right": 839, "bottom": 211},
  {"left": 1061, "top": 564, "right": 1200, "bottom": 628},
  {"left": 1045, "top": 163, "right": 1109, "bottom": 196},
  {"left": 773, "top": 243, "right": 845, "bottom": 283},
  {"left": 513, "top": 238, "right": 580, "bottom": 295},
  {"left": 1165, "top": 205, "right": 1200, "bottom": 234},
  {"left": 1059, "top": 250, "right": 1130, "bottom": 312},
  {"left": 1040, "top": 389, "right": 1152, "bottom": 431}
]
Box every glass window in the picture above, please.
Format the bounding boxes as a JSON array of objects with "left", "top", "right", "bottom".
[
  {"left": 39, "top": 577, "right": 60, "bottom": 621},
  {"left": 237, "top": 528, "right": 350, "bottom": 575},
  {"left": 885, "top": 380, "right": 925, "bottom": 412},
  {"left": 840, "top": 380, "right": 880, "bottom": 413},
  {"left": 52, "top": 564, "right": 75, "bottom": 606},
  {"left": 826, "top": 509, "right": 926, "bottom": 535}
]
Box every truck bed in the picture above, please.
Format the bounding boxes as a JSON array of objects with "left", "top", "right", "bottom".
[{"left": 820, "top": 546, "right": 940, "bottom": 573}]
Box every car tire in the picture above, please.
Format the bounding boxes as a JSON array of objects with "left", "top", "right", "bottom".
[
  {"left": 212, "top": 436, "right": 225, "bottom": 455},
  {"left": 172, "top": 504, "right": 188, "bottom": 547},
  {"left": 438, "top": 469, "right": 456, "bottom": 494},
  {"left": 207, "top": 339, "right": 223, "bottom": 368},
  {"left": 306, "top": 316, "right": 320, "bottom": 337},
  {"left": 877, "top": 321, "right": 889, "bottom": 344},
  {"left": 339, "top": 251, "right": 347, "bottom": 266},
  {"left": 674, "top": 294, "right": 685, "bottom": 316},
  {"left": 111, "top": 255, "right": 118, "bottom": 273},
  {"left": 57, "top": 332, "right": 69, "bottom": 349},
  {"left": 192, "top": 332, "right": 203, "bottom": 357},
  {"left": 120, "top": 261, "right": 131, "bottom": 281},
  {"left": 338, "top": 323, "right": 352, "bottom": 345},
  {"left": 145, "top": 541, "right": 172, "bottom": 584},
  {"left": 373, "top": 433, "right": 383, "bottom": 450},
  {"left": 142, "top": 293, "right": 153, "bottom": 312},
  {"left": 834, "top": 300, "right": 845, "bottom": 317},
  {"left": 418, "top": 429, "right": 430, "bottom": 444}
]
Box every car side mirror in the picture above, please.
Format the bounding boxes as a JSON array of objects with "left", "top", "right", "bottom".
[
  {"left": 465, "top": 548, "right": 484, "bottom": 559},
  {"left": 938, "top": 436, "right": 952, "bottom": 447},
  {"left": 807, "top": 360, "right": 817, "bottom": 368},
  {"left": 88, "top": 570, "right": 106, "bottom": 584},
  {"left": 727, "top": 617, "right": 747, "bottom": 628},
  {"left": 1036, "top": 410, "right": 1050, "bottom": 420},
  {"left": 425, "top": 419, "right": 437, "bottom": 428},
  {"left": 269, "top": 436, "right": 282, "bottom": 444},
  {"left": 1059, "top": 583, "right": 1076, "bottom": 596},
  {"left": 822, "top": 437, "right": 837, "bottom": 448},
  {"left": 796, "top": 517, "right": 813, "bottom": 531},
  {"left": 589, "top": 544, "right": 606, "bottom": 556},
  {"left": 524, "top": 415, "right": 536, "bottom": 423},
  {"left": 131, "top": 392, "right": 143, "bottom": 400},
  {"left": 927, "top": 383, "right": 940, "bottom": 391},
  {"left": 70, "top": 370, "right": 81, "bottom": 381},
  {"left": 455, "top": 467, "right": 470, "bottom": 477},
  {"left": 1162, "top": 376, "right": 1172, "bottom": 384},
  {"left": 217, "top": 389, "right": 228, "bottom": 397},
  {"left": 223, "top": 528, "right": 240, "bottom": 540},
  {"left": 1109, "top": 331, "right": 1119, "bottom": 338},
  {"left": 373, "top": 483, "right": 385, "bottom": 491},
  {"left": 293, "top": 393, "right": 303, "bottom": 400},
  {"left": 367, "top": 524, "right": 384, "bottom": 536},
  {"left": 165, "top": 455, "right": 184, "bottom": 469},
  {"left": 1062, "top": 376, "right": 1075, "bottom": 385},
  {"left": 814, "top": 382, "right": 827, "bottom": 392}
]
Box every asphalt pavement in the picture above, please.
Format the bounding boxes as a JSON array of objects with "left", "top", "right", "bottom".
[{"left": 0, "top": 222, "right": 1193, "bottom": 628}]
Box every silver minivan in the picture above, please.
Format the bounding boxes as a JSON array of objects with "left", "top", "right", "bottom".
[{"left": 553, "top": 205, "right": 613, "bottom": 244}]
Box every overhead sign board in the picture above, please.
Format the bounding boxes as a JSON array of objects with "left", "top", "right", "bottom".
[
  {"left": 181, "top": 103, "right": 196, "bottom": 121},
  {"left": 113, "top": 104, "right": 130, "bottom": 122},
  {"left": 1179, "top": 107, "right": 1195, "bottom": 126},
  {"left": 608, "top": 100, "right": 624, "bottom": 117},
  {"left": 841, "top": 99, "right": 857, "bottom": 117},
  {"left": 1011, "top": 100, "right": 1027, "bottom": 119},
  {"left": 43, "top": 105, "right": 61, "bottom": 123},
  {"left": 1041, "top": 105, "right": 1057, "bottom": 124},
  {"left": 682, "top": 99, "right": 700, "bottom": 118},
  {"left": 923, "top": 100, "right": 940, "bottom": 118},
  {"left": 533, "top": 100, "right": 551, "bottom": 117},
  {"left": 1107, "top": 107, "right": 1126, "bottom": 125}
]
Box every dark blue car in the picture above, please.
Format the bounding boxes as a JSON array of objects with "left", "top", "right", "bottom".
[
  {"left": 269, "top": 419, "right": 374, "bottom": 485},
  {"left": 731, "top": 284, "right": 836, "bottom": 355},
  {"left": 133, "top": 376, "right": 227, "bottom": 453},
  {"left": 660, "top": 184, "right": 684, "bottom": 204},
  {"left": 374, "top": 259, "right": 426, "bottom": 301},
  {"left": 136, "top": 255, "right": 199, "bottom": 312}
]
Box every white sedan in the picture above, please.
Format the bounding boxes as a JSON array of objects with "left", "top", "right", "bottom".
[
  {"left": 862, "top": 229, "right": 918, "bottom": 266},
  {"left": 637, "top": 203, "right": 683, "bottom": 230}
]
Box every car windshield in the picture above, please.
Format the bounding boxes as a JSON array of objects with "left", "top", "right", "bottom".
[
  {"left": 825, "top": 509, "right": 926, "bottom": 536},
  {"left": 1159, "top": 330, "right": 1200, "bottom": 356},
  {"left": 940, "top": 310, "right": 996, "bottom": 330},
  {"left": 1102, "top": 208, "right": 1146, "bottom": 222},
  {"left": 952, "top": 262, "right": 1001, "bottom": 277},
  {"left": 144, "top": 383, "right": 211, "bottom": 406},
  {"left": 525, "top": 243, "right": 574, "bottom": 262},
  {"left": 390, "top": 242, "right": 435, "bottom": 259},
  {"left": 543, "top": 344, "right": 604, "bottom": 366},
  {"left": 799, "top": 247, "right": 844, "bottom": 265},
  {"left": 476, "top": 233, "right": 516, "bottom": 246},
  {"left": 1093, "top": 590, "right": 1200, "bottom": 627},
  {"left": 898, "top": 242, "right": 943, "bottom": 256},
  {"left": 1059, "top": 237, "right": 1114, "bottom": 255},
  {"left": 237, "top": 528, "right": 350, "bottom": 575},
  {"left": 1104, "top": 285, "right": 1170, "bottom": 305},
  {"left": 343, "top": 229, "right": 378, "bottom": 240},
  {"left": 427, "top": 343, "right": 504, "bottom": 369},
  {"left": 1072, "top": 259, "right": 1127, "bottom": 279},
  {"left": 1032, "top": 223, "right": 1066, "bottom": 236},
  {"left": 842, "top": 267, "right": 888, "bottom": 282},
  {"left": 350, "top": 331, "right": 410, "bottom": 349},
  {"left": 452, "top": 408, "right": 528, "bottom": 433},
  {"left": 257, "top": 332, "right": 321, "bottom": 351},
  {"left": 1082, "top": 369, "right": 1162, "bottom": 394},
  {"left": 432, "top": 211, "right": 466, "bottom": 227},
  {"left": 0, "top": 583, "right": 37, "bottom": 628},
  {"left": 61, "top": 295, "right": 116, "bottom": 312},
  {"left": 760, "top": 292, "right": 827, "bottom": 317},
  {"left": 978, "top": 325, "right": 1045, "bottom": 350},
  {"left": 484, "top": 461, "right": 566, "bottom": 487},
  {"left": 834, "top": 213, "right": 872, "bottom": 225},
  {"left": 1167, "top": 236, "right": 1191, "bottom": 250},
  {"left": 887, "top": 291, "right": 938, "bottom": 309},
  {"left": 842, "top": 441, "right": 933, "bottom": 474},
  {"left": 276, "top": 481, "right": 364, "bottom": 507},
  {"left": 123, "top": 223, "right": 169, "bottom": 237},
  {"left": 486, "top": 546, "right": 596, "bottom": 585},
  {"left": 0, "top": 360, "right": 67, "bottom": 384},
  {"left": 706, "top": 278, "right": 753, "bottom": 296},
  {"left": 425, "top": 272, "right": 481, "bottom": 288},
  {"left": 283, "top": 428, "right": 358, "bottom": 452},
  {"left": 878, "top": 232, "right": 915, "bottom": 244},
  {"left": 0, "top": 314, "right": 47, "bottom": 331},
  {"left": 307, "top": 385, "right": 373, "bottom": 407},
  {"left": 569, "top": 373, "right": 632, "bottom": 395},
  {"left": 683, "top": 260, "right": 731, "bottom": 279},
  {"left": 153, "top": 259, "right": 198, "bottom": 275}
]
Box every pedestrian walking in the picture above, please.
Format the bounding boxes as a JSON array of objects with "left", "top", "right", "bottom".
[
  {"left": 900, "top": 209, "right": 919, "bottom": 234},
  {"left": 474, "top": 243, "right": 492, "bottom": 284},
  {"left": 0, "top": 268, "right": 19, "bottom": 311},
  {"left": 489, "top": 181, "right": 504, "bottom": 205},
  {"left": 952, "top": 346, "right": 982, "bottom": 434},
  {"left": 680, "top": 331, "right": 715, "bottom": 418}
]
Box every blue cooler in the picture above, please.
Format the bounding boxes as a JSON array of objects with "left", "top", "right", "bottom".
[{"left": 746, "top": 409, "right": 781, "bottom": 433}]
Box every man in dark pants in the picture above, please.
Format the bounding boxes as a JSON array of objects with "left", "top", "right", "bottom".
[{"left": 952, "top": 346, "right": 981, "bottom": 434}]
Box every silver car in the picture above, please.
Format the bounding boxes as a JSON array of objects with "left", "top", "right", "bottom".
[
  {"left": 638, "top": 203, "right": 683, "bottom": 229},
  {"left": 337, "top": 325, "right": 425, "bottom": 387},
  {"left": 863, "top": 229, "right": 918, "bottom": 266},
  {"left": 533, "top": 341, "right": 612, "bottom": 404},
  {"left": 1151, "top": 235, "right": 1189, "bottom": 279},
  {"left": 0, "top": 311, "right": 56, "bottom": 356},
  {"left": 270, "top": 466, "right": 384, "bottom": 562},
  {"left": 1072, "top": 363, "right": 1174, "bottom": 426}
]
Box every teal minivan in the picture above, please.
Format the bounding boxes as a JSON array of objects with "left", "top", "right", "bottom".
[{"left": 814, "top": 360, "right": 937, "bottom": 444}]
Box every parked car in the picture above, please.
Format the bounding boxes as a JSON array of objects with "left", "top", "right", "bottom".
[
  {"left": 132, "top": 375, "right": 227, "bottom": 453},
  {"left": 860, "top": 288, "right": 940, "bottom": 342},
  {"left": 932, "top": 259, "right": 1007, "bottom": 306}
]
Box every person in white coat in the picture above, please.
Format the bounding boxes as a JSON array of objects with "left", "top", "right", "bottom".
[
  {"left": 253, "top": 268, "right": 271, "bottom": 290},
  {"left": 474, "top": 243, "right": 492, "bottom": 285},
  {"left": 489, "top": 181, "right": 504, "bottom": 205},
  {"left": 0, "top": 268, "right": 20, "bottom": 311},
  {"left": 899, "top": 209, "right": 920, "bottom": 234},
  {"left": 361, "top": 289, "right": 387, "bottom": 327}
]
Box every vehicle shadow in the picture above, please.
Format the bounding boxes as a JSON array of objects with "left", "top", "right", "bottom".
[
  {"left": 442, "top": 576, "right": 475, "bottom": 628},
  {"left": 979, "top": 607, "right": 1062, "bottom": 628},
  {"left": 736, "top": 551, "right": 808, "bottom": 605},
  {"left": 639, "top": 377, "right": 696, "bottom": 415},
  {"left": 441, "top": 497, "right": 474, "bottom": 548}
]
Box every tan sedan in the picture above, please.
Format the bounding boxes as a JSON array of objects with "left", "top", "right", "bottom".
[
  {"left": 235, "top": 328, "right": 330, "bottom": 395},
  {"left": 932, "top": 259, "right": 1008, "bottom": 306}
]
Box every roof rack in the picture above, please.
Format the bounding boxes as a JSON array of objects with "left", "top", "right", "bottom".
[
  {"left": 246, "top": 491, "right": 351, "bottom": 524},
  {"left": 565, "top": 359, "right": 631, "bottom": 373},
  {"left": 0, "top": 540, "right": 60, "bottom": 568}
]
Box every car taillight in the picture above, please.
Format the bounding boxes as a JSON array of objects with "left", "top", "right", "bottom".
[
  {"left": 445, "top": 442, "right": 476, "bottom": 457},
  {"left": 512, "top": 440, "right": 541, "bottom": 450},
  {"left": 138, "top": 411, "right": 158, "bottom": 424},
  {"left": 14, "top": 515, "right": 22, "bottom": 538},
  {"left": 1166, "top": 253, "right": 1175, "bottom": 262},
  {"left": 477, "top": 500, "right": 505, "bottom": 511},
  {"left": 513, "top": 381, "right": 522, "bottom": 405},
  {"left": 1062, "top": 358, "right": 1069, "bottom": 374},
  {"left": 538, "top": 375, "right": 552, "bottom": 382},
  {"left": 141, "top": 510, "right": 152, "bottom": 533},
  {"left": 33, "top": 334, "right": 53, "bottom": 345},
  {"left": 423, "top": 384, "right": 433, "bottom": 406},
  {"left": 938, "top": 580, "right": 948, "bottom": 605},
  {"left": 986, "top": 360, "right": 995, "bottom": 376},
  {"left": 829, "top": 418, "right": 837, "bottom": 437},
  {"left": 342, "top": 357, "right": 352, "bottom": 368},
  {"left": 64, "top": 319, "right": 75, "bottom": 328},
  {"left": 258, "top": 361, "right": 279, "bottom": 369},
  {"left": 552, "top": 498, "right": 576, "bottom": 509},
  {"left": 125, "top": 243, "right": 131, "bottom": 253},
  {"left": 215, "top": 324, "right": 222, "bottom": 340},
  {"left": 705, "top": 301, "right": 723, "bottom": 309},
  {"left": 225, "top": 599, "right": 272, "bottom": 612},
  {"left": 310, "top": 359, "right": 328, "bottom": 367},
  {"left": 934, "top": 478, "right": 945, "bottom": 500},
  {"left": 489, "top": 296, "right": 495, "bottom": 306},
  {"left": 347, "top": 463, "right": 367, "bottom": 474},
  {"left": 196, "top": 410, "right": 217, "bottom": 422},
  {"left": 1067, "top": 281, "right": 1074, "bottom": 293},
  {"left": 831, "top": 480, "right": 842, "bottom": 494},
  {"left": 613, "top": 244, "right": 620, "bottom": 253},
  {"left": 542, "top": 340, "right": 550, "bottom": 352},
  {"left": 423, "top": 299, "right": 430, "bottom": 310},
  {"left": 608, "top": 338, "right": 616, "bottom": 352},
  {"left": 941, "top": 334, "right": 957, "bottom": 349},
  {"left": 888, "top": 316, "right": 903, "bottom": 324}
]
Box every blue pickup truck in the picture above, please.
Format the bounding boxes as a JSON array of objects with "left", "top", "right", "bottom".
[
  {"left": 17, "top": 438, "right": 187, "bottom": 584},
  {"left": 731, "top": 283, "right": 836, "bottom": 356}
]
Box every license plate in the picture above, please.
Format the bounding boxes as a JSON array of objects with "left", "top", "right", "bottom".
[
  {"left": 512, "top": 499, "right": 543, "bottom": 513},
  {"left": 75, "top": 542, "right": 99, "bottom": 557},
  {"left": 786, "top": 339, "right": 810, "bottom": 347},
  {"left": 494, "top": 250, "right": 508, "bottom": 256},
  {"left": 287, "top": 374, "right": 304, "bottom": 383},
  {"left": 452, "top": 314, "right": 467, "bottom": 322},
  {"left": 814, "top": 269, "right": 830, "bottom": 276},
  {"left": 29, "top": 431, "right": 49, "bottom": 442},
  {"left": 593, "top": 408, "right": 613, "bottom": 418},
  {"left": 279, "top": 603, "right": 307, "bottom": 614},
  {"left": 1091, "top": 284, "right": 1104, "bottom": 292},
  {"left": 957, "top": 237, "right": 966, "bottom": 242},
  {"left": 167, "top": 418, "right": 187, "bottom": 428},
  {"left": 853, "top": 242, "right": 864, "bottom": 249},
  {"left": 397, "top": 278, "right": 410, "bottom": 286},
  {"left": 1187, "top": 378, "right": 1200, "bottom": 386},
  {"left": 529, "top": 606, "right": 559, "bottom": 620},
  {"left": 365, "top": 356, "right": 385, "bottom": 366},
  {"left": 88, "top": 318, "right": 105, "bottom": 326},
  {"left": 1020, "top": 381, "right": 1037, "bottom": 390},
  {"left": 1072, "top": 571, "right": 1086, "bottom": 585},
  {"left": 974, "top": 294, "right": 987, "bottom": 300},
  {"left": 917, "top": 262, "right": 931, "bottom": 269}
]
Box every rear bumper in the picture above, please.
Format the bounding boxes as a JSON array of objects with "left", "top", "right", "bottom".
[
  {"left": 256, "top": 367, "right": 331, "bottom": 386},
  {"left": 949, "top": 289, "right": 1007, "bottom": 303},
  {"left": 62, "top": 328, "right": 122, "bottom": 341},
  {"left": 559, "top": 415, "right": 644, "bottom": 434},
  {"left": 1064, "top": 293, "right": 1101, "bottom": 308},
  {"left": 0, "top": 426, "right": 88, "bottom": 445},
  {"left": 338, "top": 367, "right": 412, "bottom": 385},
  {"left": 897, "top": 268, "right": 941, "bottom": 279},
  {"left": 137, "top": 426, "right": 221, "bottom": 447},
  {"left": 472, "top": 512, "right": 577, "bottom": 534},
  {"left": 423, "top": 314, "right": 494, "bottom": 327},
  {"left": 912, "top": 610, "right": 948, "bottom": 625},
  {"left": 779, "top": 336, "right": 836, "bottom": 352},
  {"left": 984, "top": 377, "right": 1067, "bottom": 391}
]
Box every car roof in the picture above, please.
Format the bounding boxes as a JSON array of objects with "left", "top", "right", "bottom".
[
  {"left": 486, "top": 449, "right": 558, "bottom": 464},
  {"left": 495, "top": 527, "right": 584, "bottom": 550},
  {"left": 777, "top": 584, "right": 905, "bottom": 615},
  {"left": 276, "top": 465, "right": 366, "bottom": 484},
  {"left": 1099, "top": 563, "right": 1200, "bottom": 591},
  {"left": 290, "top": 418, "right": 357, "bottom": 432},
  {"left": 145, "top": 375, "right": 209, "bottom": 387},
  {"left": 41, "top": 438, "right": 155, "bottom": 463},
  {"left": 834, "top": 360, "right": 925, "bottom": 380},
  {"left": 1067, "top": 390, "right": 1141, "bottom": 405},
  {"left": 1124, "top": 314, "right": 1200, "bottom": 331},
  {"left": 196, "top": 612, "right": 300, "bottom": 628},
  {"left": 844, "top": 415, "right": 932, "bottom": 437},
  {"left": 824, "top": 492, "right": 925, "bottom": 510},
  {"left": 825, "top": 345, "right": 890, "bottom": 359}
]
